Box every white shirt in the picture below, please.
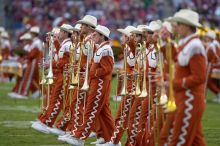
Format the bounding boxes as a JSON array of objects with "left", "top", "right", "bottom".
[{"left": 58, "top": 38, "right": 72, "bottom": 58}]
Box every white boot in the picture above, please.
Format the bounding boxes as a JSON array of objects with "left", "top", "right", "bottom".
[
  {"left": 31, "top": 121, "right": 50, "bottom": 134},
  {"left": 90, "top": 137, "right": 105, "bottom": 145},
  {"left": 88, "top": 131, "right": 97, "bottom": 137},
  {"left": 57, "top": 132, "right": 72, "bottom": 142},
  {"left": 213, "top": 93, "right": 220, "bottom": 103},
  {"left": 65, "top": 136, "right": 84, "bottom": 146},
  {"left": 47, "top": 127, "right": 65, "bottom": 136},
  {"left": 31, "top": 90, "right": 40, "bottom": 99}
]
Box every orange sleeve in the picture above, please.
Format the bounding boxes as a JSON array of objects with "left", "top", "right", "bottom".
[
  {"left": 173, "top": 55, "right": 206, "bottom": 90},
  {"left": 95, "top": 56, "right": 114, "bottom": 77},
  {"left": 56, "top": 52, "right": 70, "bottom": 69},
  {"left": 207, "top": 48, "right": 217, "bottom": 63},
  {"left": 26, "top": 48, "right": 39, "bottom": 60}
]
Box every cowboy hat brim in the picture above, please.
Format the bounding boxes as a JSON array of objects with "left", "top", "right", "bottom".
[
  {"left": 76, "top": 20, "right": 96, "bottom": 28},
  {"left": 168, "top": 16, "right": 202, "bottom": 28},
  {"left": 117, "top": 29, "right": 131, "bottom": 37}
]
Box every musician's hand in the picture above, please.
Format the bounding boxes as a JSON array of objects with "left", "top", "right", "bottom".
[
  {"left": 128, "top": 38, "right": 136, "bottom": 53},
  {"left": 79, "top": 33, "right": 85, "bottom": 42}
]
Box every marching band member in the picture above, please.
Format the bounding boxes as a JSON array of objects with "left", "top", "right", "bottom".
[
  {"left": 8, "top": 33, "right": 33, "bottom": 99},
  {"left": 124, "top": 26, "right": 145, "bottom": 146},
  {"left": 57, "top": 15, "right": 99, "bottom": 142},
  {"left": 0, "top": 31, "right": 11, "bottom": 60},
  {"left": 204, "top": 30, "right": 220, "bottom": 103},
  {"left": 17, "top": 26, "right": 42, "bottom": 98},
  {"left": 32, "top": 24, "right": 73, "bottom": 133},
  {"left": 160, "top": 9, "right": 207, "bottom": 146},
  {"left": 64, "top": 25, "right": 115, "bottom": 146},
  {"left": 137, "top": 21, "right": 160, "bottom": 146},
  {"left": 99, "top": 26, "right": 137, "bottom": 146},
  {"left": 48, "top": 24, "right": 81, "bottom": 136}
]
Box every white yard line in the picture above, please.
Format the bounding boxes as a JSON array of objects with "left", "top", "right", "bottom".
[{"left": 0, "top": 105, "right": 40, "bottom": 113}]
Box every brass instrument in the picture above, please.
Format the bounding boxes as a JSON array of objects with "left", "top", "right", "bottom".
[
  {"left": 72, "top": 40, "right": 84, "bottom": 86},
  {"left": 139, "top": 41, "right": 148, "bottom": 97},
  {"left": 154, "top": 39, "right": 168, "bottom": 106},
  {"left": 120, "top": 44, "right": 128, "bottom": 96},
  {"left": 81, "top": 40, "right": 94, "bottom": 91},
  {"left": 40, "top": 43, "right": 47, "bottom": 85},
  {"left": 164, "top": 38, "right": 176, "bottom": 113},
  {"left": 46, "top": 36, "right": 54, "bottom": 85},
  {"left": 132, "top": 44, "right": 142, "bottom": 96},
  {"left": 69, "top": 43, "right": 77, "bottom": 89}
]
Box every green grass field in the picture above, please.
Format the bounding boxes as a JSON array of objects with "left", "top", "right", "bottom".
[{"left": 0, "top": 77, "right": 220, "bottom": 146}]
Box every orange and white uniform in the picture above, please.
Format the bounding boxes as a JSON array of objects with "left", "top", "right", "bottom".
[
  {"left": 39, "top": 38, "right": 71, "bottom": 127},
  {"left": 110, "top": 44, "right": 136, "bottom": 145},
  {"left": 20, "top": 37, "right": 42, "bottom": 96},
  {"left": 160, "top": 34, "right": 207, "bottom": 146},
  {"left": 73, "top": 41, "right": 115, "bottom": 141}
]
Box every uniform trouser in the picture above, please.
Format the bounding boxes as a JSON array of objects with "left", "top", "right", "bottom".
[
  {"left": 207, "top": 78, "right": 220, "bottom": 94},
  {"left": 160, "top": 89, "right": 206, "bottom": 146},
  {"left": 20, "top": 59, "right": 39, "bottom": 96},
  {"left": 55, "top": 87, "right": 74, "bottom": 131},
  {"left": 125, "top": 97, "right": 142, "bottom": 146},
  {"left": 38, "top": 72, "right": 64, "bottom": 127},
  {"left": 74, "top": 78, "right": 114, "bottom": 141},
  {"left": 12, "top": 77, "right": 21, "bottom": 93}
]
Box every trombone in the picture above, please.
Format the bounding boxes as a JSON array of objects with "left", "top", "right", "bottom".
[
  {"left": 46, "top": 36, "right": 54, "bottom": 85},
  {"left": 131, "top": 43, "right": 143, "bottom": 96},
  {"left": 164, "top": 37, "right": 176, "bottom": 113},
  {"left": 156, "top": 40, "right": 168, "bottom": 105},
  {"left": 81, "top": 40, "right": 94, "bottom": 91},
  {"left": 69, "top": 43, "right": 77, "bottom": 89},
  {"left": 120, "top": 44, "right": 128, "bottom": 96},
  {"left": 139, "top": 41, "right": 148, "bottom": 98}
]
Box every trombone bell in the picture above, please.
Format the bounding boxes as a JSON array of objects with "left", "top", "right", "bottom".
[
  {"left": 81, "top": 83, "right": 89, "bottom": 91},
  {"left": 47, "top": 78, "right": 54, "bottom": 85},
  {"left": 139, "top": 88, "right": 148, "bottom": 97},
  {"left": 164, "top": 100, "right": 176, "bottom": 113},
  {"left": 159, "top": 93, "right": 168, "bottom": 105},
  {"left": 40, "top": 78, "right": 47, "bottom": 85}
]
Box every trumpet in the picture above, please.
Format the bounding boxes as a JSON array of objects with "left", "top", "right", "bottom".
[
  {"left": 81, "top": 40, "right": 94, "bottom": 91},
  {"left": 164, "top": 37, "right": 176, "bottom": 113},
  {"left": 139, "top": 41, "right": 148, "bottom": 97},
  {"left": 69, "top": 43, "right": 77, "bottom": 89},
  {"left": 120, "top": 44, "right": 128, "bottom": 96}
]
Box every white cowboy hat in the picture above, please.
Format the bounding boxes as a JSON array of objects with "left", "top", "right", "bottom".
[
  {"left": 1, "top": 31, "right": 9, "bottom": 38},
  {"left": 117, "top": 26, "right": 136, "bottom": 37},
  {"left": 60, "top": 24, "right": 74, "bottom": 33},
  {"left": 20, "top": 33, "right": 32, "bottom": 40},
  {"left": 168, "top": 9, "right": 202, "bottom": 28},
  {"left": 137, "top": 25, "right": 148, "bottom": 32},
  {"left": 205, "top": 30, "right": 216, "bottom": 39},
  {"left": 30, "top": 26, "right": 40, "bottom": 34},
  {"left": 130, "top": 27, "right": 143, "bottom": 34},
  {"left": 0, "top": 27, "right": 5, "bottom": 33},
  {"left": 144, "top": 20, "right": 162, "bottom": 32},
  {"left": 76, "top": 15, "right": 97, "bottom": 28},
  {"left": 94, "top": 25, "right": 110, "bottom": 38},
  {"left": 70, "top": 24, "right": 81, "bottom": 33},
  {"left": 162, "top": 21, "right": 172, "bottom": 33}
]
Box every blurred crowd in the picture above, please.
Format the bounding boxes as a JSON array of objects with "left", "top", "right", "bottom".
[{"left": 2, "top": 0, "right": 220, "bottom": 45}]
